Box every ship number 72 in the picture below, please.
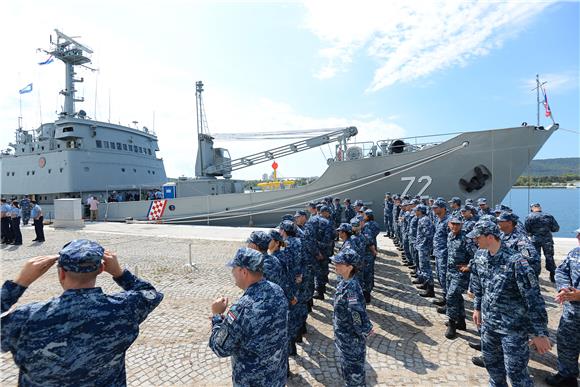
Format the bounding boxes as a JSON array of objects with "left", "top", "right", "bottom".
[{"left": 400, "top": 176, "right": 432, "bottom": 196}]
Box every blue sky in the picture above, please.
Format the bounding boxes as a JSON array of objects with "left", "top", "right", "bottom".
[{"left": 1, "top": 1, "right": 578, "bottom": 180}]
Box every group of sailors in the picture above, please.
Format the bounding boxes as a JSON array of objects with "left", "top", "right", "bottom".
[{"left": 0, "top": 195, "right": 44, "bottom": 245}]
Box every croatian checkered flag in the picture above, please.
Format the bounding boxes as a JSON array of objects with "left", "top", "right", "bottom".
[{"left": 147, "top": 200, "right": 167, "bottom": 221}]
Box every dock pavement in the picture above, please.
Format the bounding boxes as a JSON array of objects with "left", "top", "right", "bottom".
[{"left": 1, "top": 222, "right": 577, "bottom": 386}]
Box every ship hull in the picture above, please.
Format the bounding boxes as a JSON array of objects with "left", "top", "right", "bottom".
[{"left": 99, "top": 125, "right": 556, "bottom": 228}]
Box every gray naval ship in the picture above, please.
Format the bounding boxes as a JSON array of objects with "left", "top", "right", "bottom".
[
  {"left": 0, "top": 30, "right": 167, "bottom": 215},
  {"left": 1, "top": 30, "right": 558, "bottom": 228}
]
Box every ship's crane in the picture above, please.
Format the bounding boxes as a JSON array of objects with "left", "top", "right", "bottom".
[{"left": 194, "top": 81, "right": 358, "bottom": 179}]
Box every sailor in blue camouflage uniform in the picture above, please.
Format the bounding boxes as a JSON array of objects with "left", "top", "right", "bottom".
[
  {"left": 337, "top": 223, "right": 364, "bottom": 285},
  {"left": 19, "top": 195, "right": 31, "bottom": 226},
  {"left": 460, "top": 205, "right": 477, "bottom": 233},
  {"left": 333, "top": 198, "right": 343, "bottom": 227},
  {"left": 1, "top": 239, "right": 163, "bottom": 386},
  {"left": 477, "top": 198, "right": 492, "bottom": 217},
  {"left": 545, "top": 228, "right": 580, "bottom": 387},
  {"left": 400, "top": 201, "right": 413, "bottom": 268},
  {"left": 303, "top": 203, "right": 323, "bottom": 303},
  {"left": 383, "top": 193, "right": 394, "bottom": 237},
  {"left": 432, "top": 199, "right": 450, "bottom": 308},
  {"left": 293, "top": 209, "right": 307, "bottom": 239},
  {"left": 414, "top": 204, "right": 436, "bottom": 297},
  {"left": 348, "top": 219, "right": 369, "bottom": 288},
  {"left": 497, "top": 212, "right": 540, "bottom": 277},
  {"left": 444, "top": 217, "right": 475, "bottom": 338},
  {"left": 247, "top": 231, "right": 289, "bottom": 299},
  {"left": 469, "top": 221, "right": 551, "bottom": 387},
  {"left": 407, "top": 200, "right": 420, "bottom": 274},
  {"left": 524, "top": 203, "right": 560, "bottom": 282},
  {"left": 312, "top": 205, "right": 335, "bottom": 300},
  {"left": 331, "top": 248, "right": 373, "bottom": 387},
  {"left": 361, "top": 209, "right": 380, "bottom": 303},
  {"left": 209, "top": 247, "right": 288, "bottom": 386},
  {"left": 448, "top": 197, "right": 462, "bottom": 218},
  {"left": 344, "top": 199, "right": 356, "bottom": 224}
]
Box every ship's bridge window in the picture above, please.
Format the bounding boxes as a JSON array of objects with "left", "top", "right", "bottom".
[
  {"left": 104, "top": 141, "right": 109, "bottom": 149},
  {"left": 134, "top": 146, "right": 138, "bottom": 153},
  {"left": 129, "top": 145, "right": 133, "bottom": 151},
  {"left": 116, "top": 142, "right": 122, "bottom": 150},
  {"left": 63, "top": 127, "right": 74, "bottom": 132},
  {"left": 138, "top": 146, "right": 143, "bottom": 153},
  {"left": 11, "top": 172, "right": 14, "bottom": 176},
  {"left": 96, "top": 140, "right": 102, "bottom": 148},
  {"left": 147, "top": 149, "right": 152, "bottom": 155},
  {"left": 122, "top": 144, "right": 128, "bottom": 151}
]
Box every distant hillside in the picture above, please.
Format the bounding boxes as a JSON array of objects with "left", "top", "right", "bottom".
[{"left": 524, "top": 158, "right": 579, "bottom": 176}]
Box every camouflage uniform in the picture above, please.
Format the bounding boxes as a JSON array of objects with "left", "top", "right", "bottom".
[
  {"left": 344, "top": 204, "right": 356, "bottom": 224},
  {"left": 553, "top": 246, "right": 580, "bottom": 379},
  {"left": 445, "top": 227, "right": 475, "bottom": 322},
  {"left": 433, "top": 208, "right": 450, "bottom": 293},
  {"left": 469, "top": 222, "right": 549, "bottom": 387},
  {"left": 303, "top": 214, "right": 321, "bottom": 299},
  {"left": 333, "top": 201, "right": 343, "bottom": 227},
  {"left": 524, "top": 209, "right": 560, "bottom": 274},
  {"left": 210, "top": 248, "right": 288, "bottom": 386},
  {"left": 1, "top": 239, "right": 163, "bottom": 386},
  {"left": 19, "top": 197, "right": 31, "bottom": 226},
  {"left": 415, "top": 206, "right": 435, "bottom": 286},
  {"left": 331, "top": 249, "right": 373, "bottom": 387},
  {"left": 499, "top": 213, "right": 541, "bottom": 277},
  {"left": 314, "top": 208, "right": 335, "bottom": 293},
  {"left": 361, "top": 213, "right": 380, "bottom": 294},
  {"left": 384, "top": 196, "right": 394, "bottom": 235}
]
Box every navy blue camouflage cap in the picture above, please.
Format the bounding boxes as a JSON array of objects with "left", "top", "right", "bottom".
[
  {"left": 411, "top": 199, "right": 420, "bottom": 205},
  {"left": 415, "top": 204, "right": 428, "bottom": 214},
  {"left": 530, "top": 202, "right": 541, "bottom": 208},
  {"left": 354, "top": 200, "right": 364, "bottom": 207},
  {"left": 246, "top": 231, "right": 272, "bottom": 251},
  {"left": 356, "top": 215, "right": 364, "bottom": 222},
  {"left": 460, "top": 204, "right": 476, "bottom": 212},
  {"left": 307, "top": 202, "right": 316, "bottom": 208},
  {"left": 358, "top": 206, "right": 367, "bottom": 213},
  {"left": 330, "top": 248, "right": 358, "bottom": 266},
  {"left": 479, "top": 214, "right": 497, "bottom": 223},
  {"left": 465, "top": 198, "right": 474, "bottom": 205},
  {"left": 269, "top": 229, "right": 284, "bottom": 242},
  {"left": 336, "top": 223, "right": 353, "bottom": 233},
  {"left": 493, "top": 204, "right": 502, "bottom": 213},
  {"left": 466, "top": 220, "right": 500, "bottom": 238},
  {"left": 385, "top": 192, "right": 391, "bottom": 196},
  {"left": 364, "top": 209, "right": 374, "bottom": 216},
  {"left": 449, "top": 196, "right": 461, "bottom": 205},
  {"left": 316, "top": 203, "right": 323, "bottom": 211},
  {"left": 279, "top": 220, "right": 295, "bottom": 232},
  {"left": 477, "top": 197, "right": 487, "bottom": 205},
  {"left": 227, "top": 247, "right": 264, "bottom": 272},
  {"left": 294, "top": 209, "right": 307, "bottom": 217},
  {"left": 319, "top": 205, "right": 331, "bottom": 213},
  {"left": 431, "top": 199, "right": 447, "bottom": 209},
  {"left": 344, "top": 198, "right": 351, "bottom": 203},
  {"left": 58, "top": 239, "right": 104, "bottom": 273},
  {"left": 281, "top": 214, "right": 294, "bottom": 221},
  {"left": 334, "top": 197, "right": 340, "bottom": 202},
  {"left": 497, "top": 211, "right": 518, "bottom": 222},
  {"left": 349, "top": 218, "right": 361, "bottom": 227},
  {"left": 448, "top": 216, "right": 463, "bottom": 224}
]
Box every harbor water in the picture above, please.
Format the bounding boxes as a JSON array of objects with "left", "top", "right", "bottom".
[{"left": 503, "top": 187, "right": 579, "bottom": 237}]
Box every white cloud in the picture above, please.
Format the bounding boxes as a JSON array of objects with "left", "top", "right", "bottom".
[
  {"left": 304, "top": 0, "right": 557, "bottom": 91},
  {"left": 523, "top": 70, "right": 580, "bottom": 94}
]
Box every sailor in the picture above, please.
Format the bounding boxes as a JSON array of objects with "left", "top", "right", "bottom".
[
  {"left": 348, "top": 219, "right": 369, "bottom": 288},
  {"left": 460, "top": 205, "right": 477, "bottom": 233},
  {"left": 497, "top": 212, "right": 540, "bottom": 276},
  {"left": 469, "top": 221, "right": 551, "bottom": 387},
  {"left": 19, "top": 195, "right": 31, "bottom": 226},
  {"left": 293, "top": 210, "right": 307, "bottom": 239},
  {"left": 333, "top": 197, "right": 343, "bottom": 227},
  {"left": 331, "top": 248, "right": 373, "bottom": 387},
  {"left": 383, "top": 192, "right": 394, "bottom": 238},
  {"left": 1, "top": 198, "right": 13, "bottom": 244},
  {"left": 247, "top": 231, "right": 289, "bottom": 299},
  {"left": 30, "top": 200, "right": 45, "bottom": 242},
  {"left": 545, "top": 228, "right": 580, "bottom": 387},
  {"left": 444, "top": 217, "right": 475, "bottom": 338},
  {"left": 278, "top": 221, "right": 307, "bottom": 354},
  {"left": 209, "top": 247, "right": 288, "bottom": 386},
  {"left": 448, "top": 197, "right": 462, "bottom": 218},
  {"left": 361, "top": 209, "right": 379, "bottom": 303},
  {"left": 477, "top": 198, "right": 491, "bottom": 217},
  {"left": 313, "top": 206, "right": 335, "bottom": 300},
  {"left": 524, "top": 203, "right": 560, "bottom": 282},
  {"left": 9, "top": 201, "right": 22, "bottom": 246},
  {"left": 344, "top": 199, "right": 356, "bottom": 224},
  {"left": 1, "top": 240, "right": 163, "bottom": 386},
  {"left": 407, "top": 200, "right": 420, "bottom": 280},
  {"left": 431, "top": 199, "right": 450, "bottom": 310},
  {"left": 393, "top": 195, "right": 403, "bottom": 247},
  {"left": 414, "top": 204, "right": 436, "bottom": 298}
]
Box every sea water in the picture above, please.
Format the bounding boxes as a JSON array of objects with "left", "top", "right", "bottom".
[{"left": 503, "top": 188, "right": 579, "bottom": 238}]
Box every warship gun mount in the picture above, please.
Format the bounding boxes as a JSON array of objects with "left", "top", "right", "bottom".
[{"left": 169, "top": 81, "right": 358, "bottom": 197}]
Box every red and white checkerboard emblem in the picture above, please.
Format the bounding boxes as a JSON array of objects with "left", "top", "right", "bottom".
[{"left": 147, "top": 200, "right": 167, "bottom": 220}]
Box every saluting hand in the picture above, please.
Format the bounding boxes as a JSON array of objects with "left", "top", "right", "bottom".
[
  {"left": 15, "top": 254, "right": 59, "bottom": 287},
  {"left": 103, "top": 250, "right": 124, "bottom": 278},
  {"left": 212, "top": 297, "right": 229, "bottom": 315}
]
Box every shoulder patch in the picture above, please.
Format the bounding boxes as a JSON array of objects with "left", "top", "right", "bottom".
[
  {"left": 226, "top": 309, "right": 239, "bottom": 323},
  {"left": 348, "top": 296, "right": 358, "bottom": 305},
  {"left": 352, "top": 311, "right": 362, "bottom": 325}
]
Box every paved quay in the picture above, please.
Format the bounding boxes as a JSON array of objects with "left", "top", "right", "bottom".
[{"left": 1, "top": 222, "right": 577, "bottom": 386}]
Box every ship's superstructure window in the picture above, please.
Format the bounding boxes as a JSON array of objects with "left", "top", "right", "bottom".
[
  {"left": 104, "top": 141, "right": 109, "bottom": 149},
  {"left": 84, "top": 167, "right": 90, "bottom": 172},
  {"left": 27, "top": 171, "right": 30, "bottom": 176},
  {"left": 133, "top": 168, "right": 137, "bottom": 173},
  {"left": 31, "top": 171, "right": 35, "bottom": 175},
  {"left": 122, "top": 144, "right": 128, "bottom": 151},
  {"left": 147, "top": 149, "right": 152, "bottom": 155},
  {"left": 96, "top": 140, "right": 102, "bottom": 148},
  {"left": 63, "top": 127, "right": 74, "bottom": 132},
  {"left": 138, "top": 146, "right": 143, "bottom": 153},
  {"left": 129, "top": 145, "right": 133, "bottom": 151},
  {"left": 11, "top": 172, "right": 14, "bottom": 176},
  {"left": 121, "top": 168, "right": 126, "bottom": 172},
  {"left": 60, "top": 168, "right": 63, "bottom": 173},
  {"left": 133, "top": 146, "right": 138, "bottom": 153},
  {"left": 41, "top": 146, "right": 45, "bottom": 150},
  {"left": 31, "top": 147, "right": 34, "bottom": 152},
  {"left": 116, "top": 142, "right": 122, "bottom": 150},
  {"left": 48, "top": 169, "right": 51, "bottom": 174}
]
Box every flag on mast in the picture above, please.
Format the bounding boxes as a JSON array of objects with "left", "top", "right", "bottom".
[
  {"left": 38, "top": 56, "right": 54, "bottom": 65},
  {"left": 541, "top": 86, "right": 551, "bottom": 118},
  {"left": 19, "top": 83, "right": 33, "bottom": 94}
]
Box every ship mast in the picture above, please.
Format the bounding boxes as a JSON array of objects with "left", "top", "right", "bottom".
[{"left": 42, "top": 29, "right": 94, "bottom": 118}]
